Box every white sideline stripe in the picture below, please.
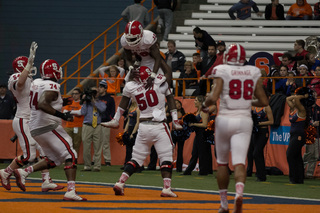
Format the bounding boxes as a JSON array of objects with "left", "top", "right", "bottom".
[{"left": 26, "top": 177, "right": 320, "bottom": 202}]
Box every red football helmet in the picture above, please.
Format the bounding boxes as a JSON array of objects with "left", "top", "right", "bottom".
[
  {"left": 124, "top": 20, "right": 144, "bottom": 47},
  {"left": 135, "top": 66, "right": 151, "bottom": 85},
  {"left": 12, "top": 56, "right": 28, "bottom": 73},
  {"left": 223, "top": 44, "right": 246, "bottom": 65},
  {"left": 40, "top": 59, "right": 62, "bottom": 81}
]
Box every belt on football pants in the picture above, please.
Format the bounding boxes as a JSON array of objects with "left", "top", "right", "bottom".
[{"left": 140, "top": 120, "right": 164, "bottom": 125}]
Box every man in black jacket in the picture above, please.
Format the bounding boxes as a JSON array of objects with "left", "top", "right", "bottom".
[
  {"left": 193, "top": 27, "right": 216, "bottom": 59},
  {"left": 165, "top": 40, "right": 186, "bottom": 74}
]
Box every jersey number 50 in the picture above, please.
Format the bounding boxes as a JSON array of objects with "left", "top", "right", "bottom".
[
  {"left": 229, "top": 79, "right": 254, "bottom": 100},
  {"left": 135, "top": 90, "right": 159, "bottom": 111}
]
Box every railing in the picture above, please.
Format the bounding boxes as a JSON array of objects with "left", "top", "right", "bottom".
[
  {"left": 62, "top": 75, "right": 317, "bottom": 98},
  {"left": 59, "top": 0, "right": 157, "bottom": 95}
]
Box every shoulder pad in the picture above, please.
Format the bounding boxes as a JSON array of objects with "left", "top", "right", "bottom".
[
  {"left": 154, "top": 74, "right": 167, "bottom": 85},
  {"left": 142, "top": 30, "right": 157, "bottom": 46}
]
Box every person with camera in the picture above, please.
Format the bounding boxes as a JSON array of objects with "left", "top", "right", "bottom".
[{"left": 74, "top": 87, "right": 106, "bottom": 172}]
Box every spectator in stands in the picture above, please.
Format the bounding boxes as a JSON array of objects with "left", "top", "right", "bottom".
[
  {"left": 99, "top": 65, "right": 125, "bottom": 95},
  {"left": 273, "top": 52, "right": 295, "bottom": 71},
  {"left": 165, "top": 40, "right": 186, "bottom": 73},
  {"left": 286, "top": 0, "right": 313, "bottom": 20},
  {"left": 296, "top": 62, "right": 311, "bottom": 88},
  {"left": 314, "top": 0, "right": 320, "bottom": 20},
  {"left": 303, "top": 91, "right": 320, "bottom": 179},
  {"left": 121, "top": 0, "right": 149, "bottom": 27},
  {"left": 228, "top": 0, "right": 263, "bottom": 20},
  {"left": 198, "top": 45, "right": 217, "bottom": 95},
  {"left": 0, "top": 83, "right": 16, "bottom": 119},
  {"left": 308, "top": 66, "right": 320, "bottom": 96},
  {"left": 154, "top": 0, "right": 177, "bottom": 41},
  {"left": 63, "top": 88, "right": 84, "bottom": 155},
  {"left": 203, "top": 40, "right": 226, "bottom": 78},
  {"left": 294, "top": 39, "right": 309, "bottom": 61},
  {"left": 265, "top": 0, "right": 285, "bottom": 20},
  {"left": 98, "top": 80, "right": 115, "bottom": 166},
  {"left": 306, "top": 52, "right": 320, "bottom": 73},
  {"left": 178, "top": 61, "right": 199, "bottom": 96},
  {"left": 286, "top": 71, "right": 298, "bottom": 96},
  {"left": 267, "top": 67, "right": 287, "bottom": 94},
  {"left": 193, "top": 27, "right": 216, "bottom": 59},
  {"left": 192, "top": 52, "right": 202, "bottom": 79}
]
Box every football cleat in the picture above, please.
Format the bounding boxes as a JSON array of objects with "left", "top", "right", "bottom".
[
  {"left": 63, "top": 190, "right": 87, "bottom": 201},
  {"left": 42, "top": 179, "right": 65, "bottom": 192},
  {"left": 218, "top": 206, "right": 230, "bottom": 213},
  {"left": 101, "top": 119, "right": 119, "bottom": 128},
  {"left": 233, "top": 196, "right": 243, "bottom": 213},
  {"left": 172, "top": 120, "right": 183, "bottom": 130},
  {"left": 0, "top": 169, "right": 12, "bottom": 190},
  {"left": 113, "top": 182, "right": 124, "bottom": 196},
  {"left": 160, "top": 187, "right": 178, "bottom": 197},
  {"left": 13, "top": 169, "right": 29, "bottom": 192}
]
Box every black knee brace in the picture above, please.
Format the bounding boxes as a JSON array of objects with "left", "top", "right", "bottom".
[
  {"left": 160, "top": 161, "right": 173, "bottom": 173},
  {"left": 43, "top": 156, "right": 56, "bottom": 169},
  {"left": 124, "top": 160, "right": 139, "bottom": 176},
  {"left": 64, "top": 158, "right": 77, "bottom": 170}
]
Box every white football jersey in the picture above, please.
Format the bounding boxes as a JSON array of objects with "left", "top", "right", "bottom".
[
  {"left": 123, "top": 74, "right": 168, "bottom": 120},
  {"left": 121, "top": 30, "right": 157, "bottom": 69},
  {"left": 8, "top": 73, "right": 32, "bottom": 119},
  {"left": 29, "top": 78, "right": 63, "bottom": 131},
  {"left": 212, "top": 64, "right": 261, "bottom": 117}
]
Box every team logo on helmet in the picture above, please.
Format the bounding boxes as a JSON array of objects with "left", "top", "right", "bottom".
[
  {"left": 134, "top": 66, "right": 151, "bottom": 85},
  {"left": 40, "top": 59, "right": 63, "bottom": 81},
  {"left": 124, "top": 20, "right": 144, "bottom": 47},
  {"left": 12, "top": 56, "right": 28, "bottom": 73}
]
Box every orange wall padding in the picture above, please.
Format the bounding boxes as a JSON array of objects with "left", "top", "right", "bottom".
[{"left": 1, "top": 97, "right": 320, "bottom": 177}]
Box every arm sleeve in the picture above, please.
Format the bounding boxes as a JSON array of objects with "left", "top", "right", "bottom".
[
  {"left": 177, "top": 53, "right": 186, "bottom": 72},
  {"left": 252, "top": 2, "right": 260, "bottom": 13},
  {"left": 99, "top": 66, "right": 109, "bottom": 78},
  {"left": 95, "top": 101, "right": 107, "bottom": 113},
  {"left": 315, "top": 3, "right": 320, "bottom": 16},
  {"left": 228, "top": 5, "right": 237, "bottom": 20},
  {"left": 265, "top": 5, "right": 271, "bottom": 20},
  {"left": 121, "top": 7, "right": 129, "bottom": 22}
]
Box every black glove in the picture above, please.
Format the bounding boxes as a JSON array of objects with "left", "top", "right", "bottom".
[
  {"left": 63, "top": 97, "right": 73, "bottom": 106},
  {"left": 54, "top": 110, "right": 74, "bottom": 121},
  {"left": 145, "top": 76, "right": 155, "bottom": 90}
]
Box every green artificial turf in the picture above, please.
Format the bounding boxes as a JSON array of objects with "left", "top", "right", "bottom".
[{"left": 2, "top": 163, "right": 318, "bottom": 200}]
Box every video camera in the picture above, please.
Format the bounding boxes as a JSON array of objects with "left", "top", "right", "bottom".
[{"left": 80, "top": 88, "right": 97, "bottom": 104}]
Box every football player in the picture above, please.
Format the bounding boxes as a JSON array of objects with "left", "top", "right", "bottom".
[
  {"left": 108, "top": 66, "right": 178, "bottom": 197},
  {"left": 203, "top": 44, "right": 268, "bottom": 213},
  {"left": 0, "top": 42, "right": 64, "bottom": 193},
  {"left": 102, "top": 20, "right": 182, "bottom": 130},
  {"left": 13, "top": 59, "right": 87, "bottom": 201}
]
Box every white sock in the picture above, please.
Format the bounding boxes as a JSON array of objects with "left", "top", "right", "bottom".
[
  {"left": 235, "top": 182, "right": 245, "bottom": 199},
  {"left": 219, "top": 189, "right": 228, "bottom": 210},
  {"left": 114, "top": 107, "right": 125, "bottom": 122}
]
